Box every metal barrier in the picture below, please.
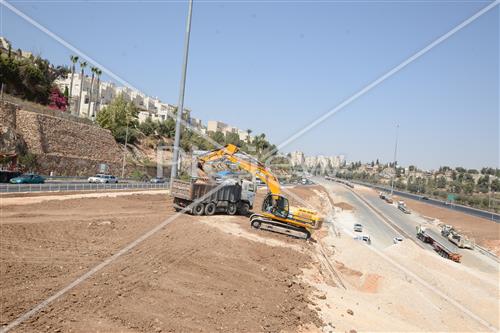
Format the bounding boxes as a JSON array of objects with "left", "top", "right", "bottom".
[{"left": 0, "top": 181, "right": 169, "bottom": 194}]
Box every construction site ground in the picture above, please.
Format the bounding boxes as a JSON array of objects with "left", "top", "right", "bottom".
[{"left": 1, "top": 185, "right": 499, "bottom": 332}]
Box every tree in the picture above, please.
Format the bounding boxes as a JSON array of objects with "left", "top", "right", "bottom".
[
  {"left": 476, "top": 175, "right": 490, "bottom": 193},
  {"left": 48, "top": 87, "right": 68, "bottom": 111},
  {"left": 491, "top": 179, "right": 500, "bottom": 192},
  {"left": 77, "top": 61, "right": 87, "bottom": 116},
  {"left": 138, "top": 117, "right": 158, "bottom": 136},
  {"left": 63, "top": 86, "right": 69, "bottom": 100},
  {"left": 68, "top": 55, "right": 78, "bottom": 113},
  {"left": 87, "top": 66, "right": 97, "bottom": 119},
  {"left": 225, "top": 132, "right": 241, "bottom": 146},
  {"left": 18, "top": 152, "right": 38, "bottom": 172},
  {"left": 246, "top": 129, "right": 252, "bottom": 144},
  {"left": 158, "top": 118, "right": 176, "bottom": 138},
  {"left": 209, "top": 131, "right": 225, "bottom": 145},
  {"left": 436, "top": 176, "right": 447, "bottom": 189},
  {"left": 456, "top": 167, "right": 466, "bottom": 173},
  {"left": 96, "top": 94, "right": 139, "bottom": 143},
  {"left": 467, "top": 169, "right": 478, "bottom": 174},
  {"left": 93, "top": 68, "right": 102, "bottom": 117}
]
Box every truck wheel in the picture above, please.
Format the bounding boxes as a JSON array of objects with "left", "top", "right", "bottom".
[
  {"left": 238, "top": 203, "right": 250, "bottom": 216},
  {"left": 205, "top": 202, "right": 216, "bottom": 215},
  {"left": 227, "top": 203, "right": 237, "bottom": 215},
  {"left": 193, "top": 203, "right": 205, "bottom": 215}
]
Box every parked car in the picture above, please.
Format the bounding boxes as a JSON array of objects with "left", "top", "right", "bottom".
[
  {"left": 379, "top": 192, "right": 386, "bottom": 200},
  {"left": 9, "top": 173, "right": 45, "bottom": 184},
  {"left": 421, "top": 196, "right": 429, "bottom": 200},
  {"left": 150, "top": 177, "right": 166, "bottom": 183},
  {"left": 353, "top": 223, "right": 363, "bottom": 232},
  {"left": 393, "top": 237, "right": 403, "bottom": 244},
  {"left": 88, "top": 174, "right": 118, "bottom": 183},
  {"left": 385, "top": 196, "right": 393, "bottom": 204}
]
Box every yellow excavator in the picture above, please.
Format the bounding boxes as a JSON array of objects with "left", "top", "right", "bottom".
[{"left": 197, "top": 144, "right": 323, "bottom": 239}]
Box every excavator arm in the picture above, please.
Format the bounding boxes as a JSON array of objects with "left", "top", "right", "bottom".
[{"left": 198, "top": 144, "right": 281, "bottom": 196}]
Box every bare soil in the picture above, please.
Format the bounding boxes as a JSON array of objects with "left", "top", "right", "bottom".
[{"left": 0, "top": 188, "right": 323, "bottom": 333}]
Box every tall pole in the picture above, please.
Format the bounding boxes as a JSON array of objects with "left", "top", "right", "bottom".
[
  {"left": 390, "top": 124, "right": 399, "bottom": 196},
  {"left": 170, "top": 0, "right": 193, "bottom": 186}
]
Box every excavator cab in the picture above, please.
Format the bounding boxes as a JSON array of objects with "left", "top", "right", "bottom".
[{"left": 262, "top": 193, "right": 289, "bottom": 219}]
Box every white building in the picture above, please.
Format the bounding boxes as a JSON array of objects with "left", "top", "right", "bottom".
[
  {"left": 290, "top": 151, "right": 305, "bottom": 167},
  {"left": 207, "top": 120, "right": 228, "bottom": 133},
  {"left": 207, "top": 120, "right": 251, "bottom": 141}
]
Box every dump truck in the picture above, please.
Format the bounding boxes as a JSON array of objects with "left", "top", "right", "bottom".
[
  {"left": 441, "top": 225, "right": 474, "bottom": 249},
  {"left": 416, "top": 225, "right": 461, "bottom": 263},
  {"left": 171, "top": 178, "right": 255, "bottom": 216},
  {"left": 397, "top": 201, "right": 411, "bottom": 214}
]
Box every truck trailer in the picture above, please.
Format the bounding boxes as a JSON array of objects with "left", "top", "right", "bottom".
[
  {"left": 416, "top": 225, "right": 461, "bottom": 263},
  {"left": 171, "top": 179, "right": 255, "bottom": 216}
]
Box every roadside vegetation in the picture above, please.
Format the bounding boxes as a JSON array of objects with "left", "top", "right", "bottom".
[
  {"left": 0, "top": 39, "right": 68, "bottom": 108},
  {"left": 335, "top": 162, "right": 499, "bottom": 212}
]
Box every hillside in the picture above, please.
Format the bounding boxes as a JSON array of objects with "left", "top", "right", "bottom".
[{"left": 0, "top": 97, "right": 166, "bottom": 177}]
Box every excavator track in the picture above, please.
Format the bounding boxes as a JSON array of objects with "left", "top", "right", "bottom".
[{"left": 249, "top": 214, "right": 311, "bottom": 240}]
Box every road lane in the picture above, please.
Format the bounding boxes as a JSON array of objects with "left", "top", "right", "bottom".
[
  {"left": 317, "top": 178, "right": 402, "bottom": 249},
  {"left": 346, "top": 182, "right": 498, "bottom": 273}
]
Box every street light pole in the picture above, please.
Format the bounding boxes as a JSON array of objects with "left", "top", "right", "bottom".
[
  {"left": 170, "top": 0, "right": 194, "bottom": 186},
  {"left": 390, "top": 124, "right": 399, "bottom": 196}
]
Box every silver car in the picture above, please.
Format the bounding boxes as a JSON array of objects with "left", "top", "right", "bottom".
[{"left": 88, "top": 174, "right": 118, "bottom": 183}]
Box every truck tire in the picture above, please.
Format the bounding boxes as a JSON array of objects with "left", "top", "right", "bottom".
[
  {"left": 193, "top": 203, "right": 205, "bottom": 215},
  {"left": 227, "top": 203, "right": 237, "bottom": 215},
  {"left": 204, "top": 202, "right": 216, "bottom": 216},
  {"left": 238, "top": 203, "right": 250, "bottom": 216}
]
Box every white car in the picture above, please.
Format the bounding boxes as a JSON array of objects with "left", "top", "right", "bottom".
[
  {"left": 88, "top": 174, "right": 118, "bottom": 183},
  {"left": 353, "top": 223, "right": 363, "bottom": 232},
  {"left": 393, "top": 237, "right": 403, "bottom": 244}
]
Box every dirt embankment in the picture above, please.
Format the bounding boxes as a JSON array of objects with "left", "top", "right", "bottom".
[
  {"left": 393, "top": 195, "right": 500, "bottom": 255},
  {"left": 0, "top": 189, "right": 323, "bottom": 332}
]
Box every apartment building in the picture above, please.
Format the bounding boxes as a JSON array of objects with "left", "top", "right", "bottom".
[{"left": 207, "top": 121, "right": 250, "bottom": 141}]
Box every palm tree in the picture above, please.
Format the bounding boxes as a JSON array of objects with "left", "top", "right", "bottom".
[
  {"left": 246, "top": 129, "right": 252, "bottom": 144},
  {"left": 93, "top": 68, "right": 102, "bottom": 118},
  {"left": 87, "top": 66, "right": 97, "bottom": 119},
  {"left": 76, "top": 61, "right": 87, "bottom": 116},
  {"left": 68, "top": 55, "right": 79, "bottom": 114}
]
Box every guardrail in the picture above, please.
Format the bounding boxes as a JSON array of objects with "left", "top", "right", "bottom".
[{"left": 0, "top": 182, "right": 169, "bottom": 194}]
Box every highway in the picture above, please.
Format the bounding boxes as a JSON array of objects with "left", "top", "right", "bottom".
[
  {"left": 315, "top": 177, "right": 499, "bottom": 274},
  {"left": 349, "top": 180, "right": 500, "bottom": 223}
]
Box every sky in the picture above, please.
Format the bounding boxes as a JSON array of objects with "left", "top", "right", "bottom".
[{"left": 1, "top": 0, "right": 498, "bottom": 169}]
